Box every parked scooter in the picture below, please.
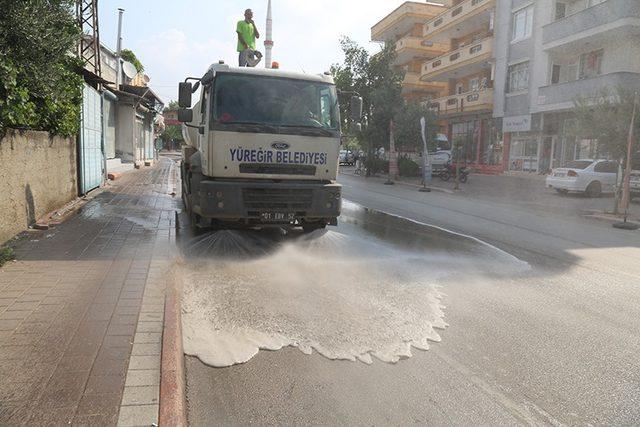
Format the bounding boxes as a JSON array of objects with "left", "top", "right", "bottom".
[{"left": 439, "top": 161, "right": 469, "bottom": 183}]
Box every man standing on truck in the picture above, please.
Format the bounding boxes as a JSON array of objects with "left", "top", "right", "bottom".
[{"left": 237, "top": 8, "right": 260, "bottom": 67}]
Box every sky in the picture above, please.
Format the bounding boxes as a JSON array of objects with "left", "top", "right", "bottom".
[{"left": 98, "top": 0, "right": 400, "bottom": 104}]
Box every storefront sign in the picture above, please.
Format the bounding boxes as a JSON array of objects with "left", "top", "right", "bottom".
[{"left": 503, "top": 115, "right": 532, "bottom": 133}]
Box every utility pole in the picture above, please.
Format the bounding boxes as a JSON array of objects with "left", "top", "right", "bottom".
[
  {"left": 116, "top": 8, "right": 124, "bottom": 89},
  {"left": 264, "top": 0, "right": 274, "bottom": 68},
  {"left": 76, "top": 0, "right": 102, "bottom": 77},
  {"left": 619, "top": 92, "right": 638, "bottom": 213}
]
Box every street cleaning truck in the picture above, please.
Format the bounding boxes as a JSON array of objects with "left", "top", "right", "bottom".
[{"left": 177, "top": 62, "right": 361, "bottom": 231}]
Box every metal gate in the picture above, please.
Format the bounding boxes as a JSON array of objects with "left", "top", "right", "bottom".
[{"left": 79, "top": 83, "right": 104, "bottom": 194}]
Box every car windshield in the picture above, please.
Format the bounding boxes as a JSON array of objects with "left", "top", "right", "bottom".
[
  {"left": 565, "top": 160, "right": 593, "bottom": 169},
  {"left": 211, "top": 73, "right": 339, "bottom": 136}
]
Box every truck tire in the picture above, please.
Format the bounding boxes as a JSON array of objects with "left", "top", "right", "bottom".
[{"left": 302, "top": 223, "right": 326, "bottom": 233}]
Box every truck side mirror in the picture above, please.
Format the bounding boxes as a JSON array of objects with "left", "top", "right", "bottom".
[
  {"left": 178, "top": 82, "right": 193, "bottom": 108},
  {"left": 350, "top": 96, "right": 363, "bottom": 121},
  {"left": 178, "top": 108, "right": 193, "bottom": 123}
]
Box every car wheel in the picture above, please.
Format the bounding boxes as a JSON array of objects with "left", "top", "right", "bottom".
[{"left": 585, "top": 181, "right": 602, "bottom": 198}]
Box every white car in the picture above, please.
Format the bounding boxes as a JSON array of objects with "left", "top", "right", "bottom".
[
  {"left": 546, "top": 159, "right": 618, "bottom": 197},
  {"left": 630, "top": 169, "right": 640, "bottom": 200},
  {"left": 429, "top": 150, "right": 451, "bottom": 172}
]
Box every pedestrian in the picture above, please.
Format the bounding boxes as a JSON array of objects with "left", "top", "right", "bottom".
[{"left": 237, "top": 8, "right": 260, "bottom": 67}]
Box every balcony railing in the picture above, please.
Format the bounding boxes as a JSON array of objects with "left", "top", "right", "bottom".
[
  {"left": 423, "top": 0, "right": 495, "bottom": 37},
  {"left": 421, "top": 37, "right": 493, "bottom": 80},
  {"left": 537, "top": 72, "right": 640, "bottom": 109},
  {"left": 372, "top": 2, "right": 446, "bottom": 40},
  {"left": 402, "top": 72, "right": 447, "bottom": 93},
  {"left": 543, "top": 0, "right": 640, "bottom": 46},
  {"left": 427, "top": 89, "right": 493, "bottom": 115},
  {"left": 395, "top": 36, "right": 449, "bottom": 55}
]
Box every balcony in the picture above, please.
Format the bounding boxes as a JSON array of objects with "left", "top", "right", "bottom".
[
  {"left": 428, "top": 89, "right": 493, "bottom": 116},
  {"left": 423, "top": 0, "right": 495, "bottom": 42},
  {"left": 394, "top": 36, "right": 449, "bottom": 65},
  {"left": 543, "top": 0, "right": 640, "bottom": 50},
  {"left": 372, "top": 2, "right": 447, "bottom": 42},
  {"left": 536, "top": 72, "right": 640, "bottom": 111},
  {"left": 402, "top": 72, "right": 447, "bottom": 97},
  {"left": 421, "top": 37, "right": 493, "bottom": 82}
]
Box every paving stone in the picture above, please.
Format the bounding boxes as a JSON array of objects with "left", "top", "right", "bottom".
[
  {"left": 133, "top": 332, "right": 161, "bottom": 344},
  {"left": 117, "top": 404, "right": 158, "bottom": 426},
  {"left": 121, "top": 385, "right": 159, "bottom": 406},
  {"left": 0, "top": 319, "right": 21, "bottom": 331},
  {"left": 131, "top": 342, "right": 161, "bottom": 356},
  {"left": 125, "top": 369, "right": 160, "bottom": 387},
  {"left": 127, "top": 355, "right": 161, "bottom": 371},
  {"left": 76, "top": 392, "right": 122, "bottom": 416},
  {"left": 85, "top": 374, "right": 126, "bottom": 395}
]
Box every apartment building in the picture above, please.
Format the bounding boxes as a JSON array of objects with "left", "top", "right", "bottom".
[
  {"left": 493, "top": 0, "right": 640, "bottom": 173},
  {"left": 420, "top": 0, "right": 504, "bottom": 173},
  {"left": 371, "top": 2, "right": 450, "bottom": 103}
]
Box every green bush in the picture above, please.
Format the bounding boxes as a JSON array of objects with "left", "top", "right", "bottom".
[
  {"left": 365, "top": 157, "right": 389, "bottom": 175},
  {"left": 0, "top": 0, "right": 83, "bottom": 137},
  {"left": 398, "top": 156, "right": 420, "bottom": 177},
  {"left": 0, "top": 247, "right": 15, "bottom": 268}
]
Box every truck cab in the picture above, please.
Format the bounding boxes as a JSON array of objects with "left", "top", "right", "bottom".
[{"left": 178, "top": 64, "right": 358, "bottom": 231}]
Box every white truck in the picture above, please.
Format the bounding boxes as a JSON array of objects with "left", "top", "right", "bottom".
[{"left": 177, "top": 63, "right": 361, "bottom": 232}]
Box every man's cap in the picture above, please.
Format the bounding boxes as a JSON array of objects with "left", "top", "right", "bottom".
[{"left": 245, "top": 9, "right": 252, "bottom": 14}]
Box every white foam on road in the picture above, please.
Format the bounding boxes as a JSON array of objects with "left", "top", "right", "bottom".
[{"left": 180, "top": 221, "right": 528, "bottom": 368}]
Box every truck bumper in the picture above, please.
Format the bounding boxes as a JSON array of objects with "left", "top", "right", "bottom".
[{"left": 193, "top": 180, "right": 342, "bottom": 225}]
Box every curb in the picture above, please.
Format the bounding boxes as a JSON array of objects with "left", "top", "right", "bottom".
[
  {"left": 339, "top": 171, "right": 455, "bottom": 194},
  {"left": 159, "top": 273, "right": 187, "bottom": 426}
]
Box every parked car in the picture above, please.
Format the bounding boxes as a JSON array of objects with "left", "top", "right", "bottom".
[
  {"left": 630, "top": 169, "right": 640, "bottom": 200},
  {"left": 429, "top": 150, "right": 451, "bottom": 172},
  {"left": 546, "top": 159, "right": 618, "bottom": 197},
  {"left": 339, "top": 150, "right": 354, "bottom": 166}
]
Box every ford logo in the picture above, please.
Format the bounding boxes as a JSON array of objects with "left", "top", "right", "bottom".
[{"left": 271, "top": 142, "right": 290, "bottom": 150}]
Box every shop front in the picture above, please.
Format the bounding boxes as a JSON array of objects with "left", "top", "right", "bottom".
[{"left": 447, "top": 115, "right": 504, "bottom": 175}]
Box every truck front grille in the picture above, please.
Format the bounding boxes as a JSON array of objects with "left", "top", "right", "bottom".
[
  {"left": 239, "top": 163, "right": 317, "bottom": 176},
  {"left": 242, "top": 188, "right": 313, "bottom": 211}
]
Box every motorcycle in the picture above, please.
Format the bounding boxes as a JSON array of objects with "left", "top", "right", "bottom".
[{"left": 439, "top": 161, "right": 469, "bottom": 183}]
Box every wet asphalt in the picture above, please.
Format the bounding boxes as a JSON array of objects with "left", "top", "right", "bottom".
[{"left": 183, "top": 172, "right": 640, "bottom": 426}]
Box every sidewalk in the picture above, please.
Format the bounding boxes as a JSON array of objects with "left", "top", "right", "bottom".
[
  {"left": 339, "top": 167, "right": 640, "bottom": 223},
  {"left": 0, "top": 158, "right": 180, "bottom": 425}
]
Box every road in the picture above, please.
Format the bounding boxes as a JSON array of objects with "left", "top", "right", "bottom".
[{"left": 183, "top": 172, "right": 640, "bottom": 426}]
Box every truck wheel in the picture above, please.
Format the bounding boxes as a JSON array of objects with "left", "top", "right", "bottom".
[{"left": 303, "top": 223, "right": 326, "bottom": 233}]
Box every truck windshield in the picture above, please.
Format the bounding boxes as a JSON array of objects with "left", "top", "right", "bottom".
[{"left": 211, "top": 73, "right": 340, "bottom": 137}]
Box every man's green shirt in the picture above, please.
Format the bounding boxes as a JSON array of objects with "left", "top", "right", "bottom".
[{"left": 236, "top": 20, "right": 256, "bottom": 52}]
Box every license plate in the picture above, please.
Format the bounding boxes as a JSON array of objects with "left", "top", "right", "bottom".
[{"left": 260, "top": 212, "right": 295, "bottom": 222}]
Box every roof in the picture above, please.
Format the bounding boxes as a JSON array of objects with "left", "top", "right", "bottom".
[
  {"left": 121, "top": 85, "right": 165, "bottom": 106},
  {"left": 208, "top": 64, "right": 335, "bottom": 84}
]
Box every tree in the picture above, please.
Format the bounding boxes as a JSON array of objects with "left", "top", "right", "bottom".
[
  {"left": 571, "top": 86, "right": 640, "bottom": 213},
  {"left": 0, "top": 0, "right": 83, "bottom": 137},
  {"left": 570, "top": 86, "right": 640, "bottom": 160},
  {"left": 393, "top": 102, "right": 438, "bottom": 153},
  {"left": 331, "top": 37, "right": 404, "bottom": 156},
  {"left": 164, "top": 100, "right": 180, "bottom": 112},
  {"left": 121, "top": 49, "right": 144, "bottom": 73}
]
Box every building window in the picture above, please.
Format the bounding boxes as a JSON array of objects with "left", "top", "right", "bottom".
[
  {"left": 469, "top": 44, "right": 483, "bottom": 54},
  {"left": 507, "top": 61, "right": 529, "bottom": 93},
  {"left": 555, "top": 2, "right": 566, "bottom": 20},
  {"left": 512, "top": 5, "right": 533, "bottom": 42},
  {"left": 579, "top": 49, "right": 603, "bottom": 79},
  {"left": 470, "top": 78, "right": 480, "bottom": 91}
]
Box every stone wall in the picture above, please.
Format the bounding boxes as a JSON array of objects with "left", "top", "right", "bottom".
[{"left": 0, "top": 130, "right": 77, "bottom": 244}]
